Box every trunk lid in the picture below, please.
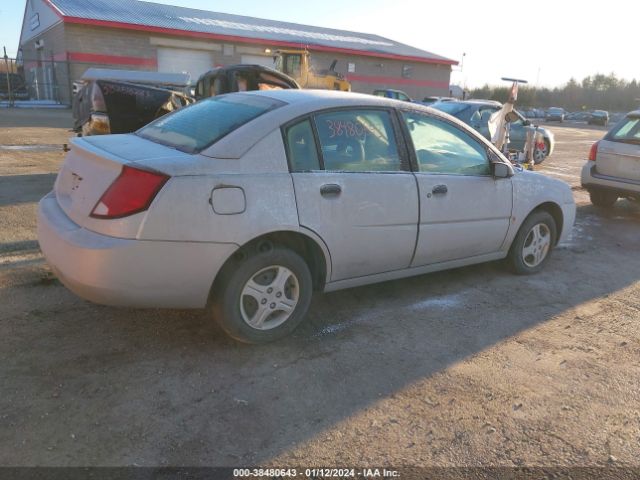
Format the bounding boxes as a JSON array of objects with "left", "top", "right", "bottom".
[{"left": 54, "top": 134, "right": 186, "bottom": 237}]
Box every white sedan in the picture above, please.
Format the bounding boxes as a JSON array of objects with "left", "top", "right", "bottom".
[{"left": 38, "top": 90, "right": 576, "bottom": 343}]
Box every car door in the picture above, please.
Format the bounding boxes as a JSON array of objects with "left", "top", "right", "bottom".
[
  {"left": 284, "top": 109, "right": 419, "bottom": 282},
  {"left": 400, "top": 110, "right": 513, "bottom": 266}
]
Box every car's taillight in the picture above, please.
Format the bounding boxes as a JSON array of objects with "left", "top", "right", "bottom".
[
  {"left": 588, "top": 141, "right": 599, "bottom": 161},
  {"left": 90, "top": 166, "right": 169, "bottom": 219}
]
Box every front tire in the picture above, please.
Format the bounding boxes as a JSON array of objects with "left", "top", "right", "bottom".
[
  {"left": 508, "top": 211, "right": 557, "bottom": 275},
  {"left": 211, "top": 246, "right": 313, "bottom": 344},
  {"left": 589, "top": 189, "right": 618, "bottom": 208}
]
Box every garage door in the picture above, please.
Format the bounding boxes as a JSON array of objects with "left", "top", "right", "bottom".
[
  {"left": 240, "top": 55, "right": 274, "bottom": 68},
  {"left": 157, "top": 47, "right": 213, "bottom": 79}
]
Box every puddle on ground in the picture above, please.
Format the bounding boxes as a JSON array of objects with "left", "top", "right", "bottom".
[{"left": 0, "top": 144, "right": 63, "bottom": 152}]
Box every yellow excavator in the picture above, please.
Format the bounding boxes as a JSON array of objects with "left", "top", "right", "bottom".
[{"left": 274, "top": 49, "right": 351, "bottom": 92}]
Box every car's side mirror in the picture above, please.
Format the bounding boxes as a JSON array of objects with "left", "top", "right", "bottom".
[
  {"left": 523, "top": 119, "right": 531, "bottom": 126},
  {"left": 492, "top": 162, "right": 513, "bottom": 179}
]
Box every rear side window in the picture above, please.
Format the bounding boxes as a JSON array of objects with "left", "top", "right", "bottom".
[
  {"left": 137, "top": 94, "right": 284, "bottom": 153},
  {"left": 314, "top": 109, "right": 402, "bottom": 172},
  {"left": 285, "top": 120, "right": 321, "bottom": 171},
  {"left": 607, "top": 117, "right": 640, "bottom": 144}
]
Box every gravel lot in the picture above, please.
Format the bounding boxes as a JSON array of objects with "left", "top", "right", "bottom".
[{"left": 0, "top": 109, "right": 638, "bottom": 469}]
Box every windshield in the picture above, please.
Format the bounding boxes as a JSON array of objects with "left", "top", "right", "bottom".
[{"left": 137, "top": 94, "right": 284, "bottom": 153}]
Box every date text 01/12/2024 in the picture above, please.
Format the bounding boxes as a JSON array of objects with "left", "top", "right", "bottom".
[{"left": 232, "top": 468, "right": 401, "bottom": 478}]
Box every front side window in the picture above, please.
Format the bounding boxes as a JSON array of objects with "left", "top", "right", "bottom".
[
  {"left": 314, "top": 109, "right": 402, "bottom": 172},
  {"left": 285, "top": 120, "right": 321, "bottom": 171},
  {"left": 137, "top": 94, "right": 283, "bottom": 153},
  {"left": 402, "top": 111, "right": 490, "bottom": 175}
]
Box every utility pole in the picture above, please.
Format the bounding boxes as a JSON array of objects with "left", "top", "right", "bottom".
[{"left": 3, "top": 46, "right": 14, "bottom": 107}]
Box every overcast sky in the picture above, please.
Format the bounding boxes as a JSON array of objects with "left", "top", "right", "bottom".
[{"left": 1, "top": 0, "right": 636, "bottom": 88}]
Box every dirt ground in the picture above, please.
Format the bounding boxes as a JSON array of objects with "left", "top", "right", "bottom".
[{"left": 0, "top": 108, "right": 638, "bottom": 469}]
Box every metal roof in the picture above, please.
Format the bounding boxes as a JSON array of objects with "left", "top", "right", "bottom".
[{"left": 45, "top": 0, "right": 456, "bottom": 65}]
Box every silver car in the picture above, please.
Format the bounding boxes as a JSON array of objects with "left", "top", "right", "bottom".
[
  {"left": 38, "top": 90, "right": 576, "bottom": 343},
  {"left": 581, "top": 110, "right": 640, "bottom": 206}
]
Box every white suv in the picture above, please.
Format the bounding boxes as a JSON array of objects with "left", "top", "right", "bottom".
[{"left": 582, "top": 111, "right": 640, "bottom": 207}]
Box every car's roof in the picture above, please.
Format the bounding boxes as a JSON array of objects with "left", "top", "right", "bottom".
[
  {"left": 240, "top": 88, "right": 406, "bottom": 108},
  {"left": 204, "top": 89, "right": 497, "bottom": 159}
]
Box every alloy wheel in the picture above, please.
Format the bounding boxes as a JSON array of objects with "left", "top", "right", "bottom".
[
  {"left": 239, "top": 265, "right": 300, "bottom": 330},
  {"left": 522, "top": 223, "right": 551, "bottom": 268}
]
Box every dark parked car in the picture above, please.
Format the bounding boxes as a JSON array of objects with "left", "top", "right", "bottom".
[
  {"left": 373, "top": 89, "right": 412, "bottom": 102},
  {"left": 546, "top": 107, "right": 566, "bottom": 122},
  {"left": 588, "top": 110, "right": 609, "bottom": 126},
  {"left": 432, "top": 100, "right": 555, "bottom": 164},
  {"left": 0, "top": 73, "right": 29, "bottom": 100},
  {"left": 566, "top": 111, "right": 591, "bottom": 122}
]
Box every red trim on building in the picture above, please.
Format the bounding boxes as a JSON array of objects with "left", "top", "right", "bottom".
[
  {"left": 346, "top": 74, "right": 449, "bottom": 89},
  {"left": 67, "top": 52, "right": 157, "bottom": 67},
  {"left": 60, "top": 16, "right": 458, "bottom": 66}
]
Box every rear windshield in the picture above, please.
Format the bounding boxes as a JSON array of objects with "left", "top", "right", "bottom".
[
  {"left": 606, "top": 116, "right": 640, "bottom": 145},
  {"left": 137, "top": 94, "right": 284, "bottom": 153}
]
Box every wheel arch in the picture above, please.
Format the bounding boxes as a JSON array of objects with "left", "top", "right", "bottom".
[
  {"left": 529, "top": 202, "right": 564, "bottom": 245},
  {"left": 211, "top": 228, "right": 331, "bottom": 298}
]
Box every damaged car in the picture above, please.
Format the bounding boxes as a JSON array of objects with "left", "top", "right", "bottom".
[{"left": 72, "top": 69, "right": 194, "bottom": 136}]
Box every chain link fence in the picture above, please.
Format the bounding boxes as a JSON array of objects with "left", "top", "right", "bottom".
[{"left": 1, "top": 55, "right": 132, "bottom": 106}]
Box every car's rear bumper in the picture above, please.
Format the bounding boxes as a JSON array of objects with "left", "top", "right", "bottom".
[
  {"left": 37, "top": 192, "right": 238, "bottom": 309},
  {"left": 581, "top": 163, "right": 640, "bottom": 197}
]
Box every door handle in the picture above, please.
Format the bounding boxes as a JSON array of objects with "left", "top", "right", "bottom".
[
  {"left": 320, "top": 184, "right": 342, "bottom": 196},
  {"left": 432, "top": 184, "right": 448, "bottom": 195}
]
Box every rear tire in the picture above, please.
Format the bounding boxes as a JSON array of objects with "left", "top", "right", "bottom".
[
  {"left": 507, "top": 211, "right": 557, "bottom": 275},
  {"left": 589, "top": 189, "right": 618, "bottom": 208},
  {"left": 211, "top": 246, "right": 313, "bottom": 344}
]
